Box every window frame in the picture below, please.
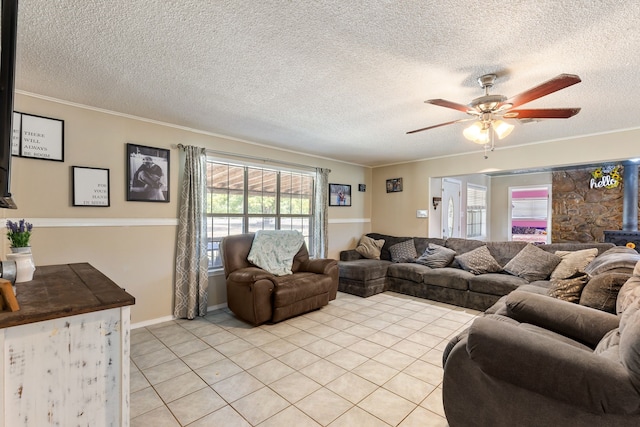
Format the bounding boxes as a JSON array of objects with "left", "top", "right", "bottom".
[
  {"left": 205, "top": 158, "right": 315, "bottom": 271},
  {"left": 466, "top": 184, "right": 487, "bottom": 240}
]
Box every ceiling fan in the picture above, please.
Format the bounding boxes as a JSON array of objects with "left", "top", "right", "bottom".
[{"left": 407, "top": 73, "right": 582, "bottom": 156}]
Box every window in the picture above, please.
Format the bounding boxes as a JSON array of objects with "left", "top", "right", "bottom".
[
  {"left": 206, "top": 160, "right": 314, "bottom": 269},
  {"left": 466, "top": 184, "right": 487, "bottom": 239},
  {"left": 509, "top": 186, "right": 550, "bottom": 244}
]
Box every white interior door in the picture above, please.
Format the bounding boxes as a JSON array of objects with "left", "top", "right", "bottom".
[{"left": 442, "top": 179, "right": 461, "bottom": 238}]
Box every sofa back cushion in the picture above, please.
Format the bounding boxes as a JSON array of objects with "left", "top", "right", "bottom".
[
  {"left": 415, "top": 243, "right": 456, "bottom": 268},
  {"left": 486, "top": 241, "right": 528, "bottom": 267},
  {"left": 455, "top": 246, "right": 502, "bottom": 275},
  {"left": 616, "top": 261, "right": 640, "bottom": 315},
  {"left": 413, "top": 237, "right": 446, "bottom": 256},
  {"left": 619, "top": 299, "right": 640, "bottom": 390},
  {"left": 367, "top": 233, "right": 413, "bottom": 261},
  {"left": 539, "top": 242, "right": 614, "bottom": 256},
  {"left": 584, "top": 247, "right": 640, "bottom": 277},
  {"left": 579, "top": 272, "right": 631, "bottom": 313}
]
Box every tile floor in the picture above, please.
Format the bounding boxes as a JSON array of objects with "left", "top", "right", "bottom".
[{"left": 130, "top": 291, "right": 480, "bottom": 426}]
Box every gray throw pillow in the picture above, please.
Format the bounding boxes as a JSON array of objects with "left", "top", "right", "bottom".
[
  {"left": 389, "top": 239, "right": 417, "bottom": 263},
  {"left": 579, "top": 272, "right": 631, "bottom": 313},
  {"left": 547, "top": 273, "right": 589, "bottom": 303},
  {"left": 584, "top": 247, "right": 640, "bottom": 277},
  {"left": 504, "top": 243, "right": 562, "bottom": 282},
  {"left": 455, "top": 245, "right": 502, "bottom": 275},
  {"left": 415, "top": 243, "right": 456, "bottom": 268}
]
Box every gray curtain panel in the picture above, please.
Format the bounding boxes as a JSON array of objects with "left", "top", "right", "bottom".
[
  {"left": 174, "top": 145, "right": 209, "bottom": 319},
  {"left": 312, "top": 167, "right": 330, "bottom": 258}
]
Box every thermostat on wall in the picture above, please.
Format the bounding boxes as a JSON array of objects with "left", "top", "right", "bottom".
[{"left": 416, "top": 209, "right": 428, "bottom": 218}]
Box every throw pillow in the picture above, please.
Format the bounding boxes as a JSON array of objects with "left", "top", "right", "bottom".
[
  {"left": 617, "top": 265, "right": 640, "bottom": 315},
  {"left": 580, "top": 272, "right": 632, "bottom": 313},
  {"left": 389, "top": 239, "right": 417, "bottom": 263},
  {"left": 355, "top": 235, "right": 385, "bottom": 260},
  {"left": 584, "top": 247, "right": 640, "bottom": 277},
  {"left": 415, "top": 243, "right": 456, "bottom": 268},
  {"left": 455, "top": 245, "right": 502, "bottom": 275},
  {"left": 547, "top": 273, "right": 589, "bottom": 303},
  {"left": 503, "top": 243, "right": 562, "bottom": 282},
  {"left": 551, "top": 248, "right": 599, "bottom": 280}
]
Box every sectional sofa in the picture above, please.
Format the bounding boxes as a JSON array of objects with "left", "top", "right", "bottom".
[{"left": 338, "top": 233, "right": 617, "bottom": 311}]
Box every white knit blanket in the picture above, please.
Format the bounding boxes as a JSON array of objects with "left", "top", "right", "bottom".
[{"left": 247, "top": 230, "right": 304, "bottom": 276}]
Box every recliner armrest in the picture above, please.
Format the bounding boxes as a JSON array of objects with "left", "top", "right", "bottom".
[
  {"left": 301, "top": 258, "right": 338, "bottom": 275},
  {"left": 467, "top": 317, "right": 639, "bottom": 415},
  {"left": 228, "top": 267, "right": 275, "bottom": 284},
  {"left": 505, "top": 290, "right": 619, "bottom": 347}
]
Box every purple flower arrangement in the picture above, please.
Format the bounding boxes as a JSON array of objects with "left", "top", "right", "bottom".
[{"left": 6, "top": 219, "right": 33, "bottom": 248}]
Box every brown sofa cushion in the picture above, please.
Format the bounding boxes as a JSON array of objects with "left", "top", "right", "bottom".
[{"left": 579, "top": 272, "right": 632, "bottom": 313}]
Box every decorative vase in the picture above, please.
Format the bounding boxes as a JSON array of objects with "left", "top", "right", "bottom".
[
  {"left": 10, "top": 246, "right": 31, "bottom": 254},
  {"left": 6, "top": 253, "right": 35, "bottom": 283}
]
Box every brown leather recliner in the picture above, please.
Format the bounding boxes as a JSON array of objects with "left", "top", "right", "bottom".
[{"left": 221, "top": 233, "right": 339, "bottom": 326}]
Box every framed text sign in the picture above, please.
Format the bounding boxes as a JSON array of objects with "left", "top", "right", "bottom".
[
  {"left": 12, "top": 112, "right": 65, "bottom": 161},
  {"left": 72, "top": 166, "right": 110, "bottom": 207}
]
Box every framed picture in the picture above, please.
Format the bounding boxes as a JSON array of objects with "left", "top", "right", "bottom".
[
  {"left": 386, "top": 178, "right": 403, "bottom": 193},
  {"left": 358, "top": 184, "right": 366, "bottom": 192},
  {"left": 329, "top": 183, "right": 351, "bottom": 206},
  {"left": 72, "top": 166, "right": 110, "bottom": 207},
  {"left": 126, "top": 143, "right": 170, "bottom": 202},
  {"left": 12, "top": 112, "right": 64, "bottom": 161}
]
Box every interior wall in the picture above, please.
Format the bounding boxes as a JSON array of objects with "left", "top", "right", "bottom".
[
  {"left": 8, "top": 93, "right": 371, "bottom": 324},
  {"left": 372, "top": 129, "right": 639, "bottom": 239}
]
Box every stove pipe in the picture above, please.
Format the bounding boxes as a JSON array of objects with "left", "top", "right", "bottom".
[{"left": 623, "top": 162, "right": 639, "bottom": 232}]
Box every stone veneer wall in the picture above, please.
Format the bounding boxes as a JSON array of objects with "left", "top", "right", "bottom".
[{"left": 552, "top": 167, "right": 626, "bottom": 242}]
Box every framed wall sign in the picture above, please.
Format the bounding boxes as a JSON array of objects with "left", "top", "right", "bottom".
[
  {"left": 386, "top": 178, "right": 403, "bottom": 193},
  {"left": 329, "top": 183, "right": 351, "bottom": 206},
  {"left": 127, "top": 143, "right": 170, "bottom": 202},
  {"left": 12, "top": 112, "right": 65, "bottom": 161},
  {"left": 72, "top": 166, "right": 110, "bottom": 207}
]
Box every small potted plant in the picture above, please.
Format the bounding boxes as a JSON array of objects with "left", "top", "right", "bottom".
[{"left": 6, "top": 219, "right": 33, "bottom": 253}]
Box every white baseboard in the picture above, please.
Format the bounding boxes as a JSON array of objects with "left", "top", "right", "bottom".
[{"left": 131, "top": 302, "right": 228, "bottom": 329}]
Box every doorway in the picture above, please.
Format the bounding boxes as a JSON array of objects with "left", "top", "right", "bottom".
[
  {"left": 508, "top": 185, "right": 551, "bottom": 243},
  {"left": 442, "top": 178, "right": 462, "bottom": 238}
]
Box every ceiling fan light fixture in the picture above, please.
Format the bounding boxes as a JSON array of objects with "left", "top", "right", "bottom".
[
  {"left": 492, "top": 119, "right": 515, "bottom": 139},
  {"left": 463, "top": 122, "right": 490, "bottom": 144}
]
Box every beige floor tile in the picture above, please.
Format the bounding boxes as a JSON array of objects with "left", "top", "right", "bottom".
[
  {"left": 181, "top": 348, "right": 226, "bottom": 370},
  {"left": 383, "top": 372, "right": 436, "bottom": 404},
  {"left": 325, "top": 372, "right": 378, "bottom": 404},
  {"left": 131, "top": 387, "right": 164, "bottom": 418},
  {"left": 130, "top": 370, "right": 150, "bottom": 393},
  {"left": 211, "top": 371, "right": 265, "bottom": 403},
  {"left": 352, "top": 359, "right": 400, "bottom": 386},
  {"left": 358, "top": 388, "right": 416, "bottom": 426},
  {"left": 299, "top": 359, "right": 347, "bottom": 386},
  {"left": 341, "top": 311, "right": 370, "bottom": 323},
  {"left": 422, "top": 324, "right": 459, "bottom": 338},
  {"left": 142, "top": 358, "right": 191, "bottom": 385},
  {"left": 131, "top": 347, "right": 177, "bottom": 370},
  {"left": 195, "top": 358, "right": 244, "bottom": 385},
  {"left": 167, "top": 338, "right": 210, "bottom": 357},
  {"left": 168, "top": 387, "right": 226, "bottom": 426},
  {"left": 303, "top": 310, "right": 337, "bottom": 324},
  {"left": 187, "top": 405, "right": 251, "bottom": 427},
  {"left": 284, "top": 330, "right": 321, "bottom": 346},
  {"left": 259, "top": 322, "right": 301, "bottom": 338},
  {"left": 381, "top": 323, "right": 416, "bottom": 338},
  {"left": 421, "top": 348, "right": 445, "bottom": 367},
  {"left": 188, "top": 323, "right": 225, "bottom": 338},
  {"left": 259, "top": 338, "right": 300, "bottom": 357},
  {"left": 232, "top": 387, "right": 290, "bottom": 425},
  {"left": 248, "top": 359, "right": 295, "bottom": 384},
  {"left": 395, "top": 317, "right": 428, "bottom": 330},
  {"left": 295, "top": 388, "right": 353, "bottom": 426},
  {"left": 328, "top": 406, "right": 391, "bottom": 427},
  {"left": 343, "top": 324, "right": 377, "bottom": 339},
  {"left": 201, "top": 330, "right": 238, "bottom": 346},
  {"left": 131, "top": 405, "right": 180, "bottom": 427},
  {"left": 278, "top": 347, "right": 321, "bottom": 370},
  {"left": 373, "top": 348, "right": 416, "bottom": 370},
  {"left": 325, "top": 348, "right": 369, "bottom": 371},
  {"left": 154, "top": 371, "right": 208, "bottom": 403},
  {"left": 229, "top": 347, "right": 274, "bottom": 370},
  {"left": 286, "top": 316, "right": 321, "bottom": 330},
  {"left": 306, "top": 323, "right": 340, "bottom": 338},
  {"left": 259, "top": 405, "right": 321, "bottom": 427},
  {"left": 303, "top": 338, "right": 343, "bottom": 358},
  {"left": 420, "top": 387, "right": 446, "bottom": 417},
  {"left": 431, "top": 318, "right": 465, "bottom": 331},
  {"left": 393, "top": 339, "right": 430, "bottom": 359},
  {"left": 131, "top": 337, "right": 166, "bottom": 357},
  {"left": 242, "top": 330, "right": 280, "bottom": 347},
  {"left": 404, "top": 359, "right": 444, "bottom": 386},
  {"left": 347, "top": 339, "right": 386, "bottom": 358},
  {"left": 324, "top": 317, "right": 357, "bottom": 331},
  {"left": 406, "top": 331, "right": 445, "bottom": 348},
  {"left": 324, "top": 331, "right": 361, "bottom": 347},
  {"left": 360, "top": 317, "right": 393, "bottom": 330},
  {"left": 131, "top": 328, "right": 155, "bottom": 345},
  {"left": 399, "top": 406, "right": 449, "bottom": 427},
  {"left": 367, "top": 330, "right": 403, "bottom": 347},
  {"left": 214, "top": 338, "right": 255, "bottom": 357},
  {"left": 269, "top": 372, "right": 322, "bottom": 403}
]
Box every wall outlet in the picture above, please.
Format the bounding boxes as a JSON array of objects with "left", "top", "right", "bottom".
[{"left": 416, "top": 209, "right": 428, "bottom": 218}]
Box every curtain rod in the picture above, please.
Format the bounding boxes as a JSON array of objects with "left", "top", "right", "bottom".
[{"left": 175, "top": 144, "right": 330, "bottom": 173}]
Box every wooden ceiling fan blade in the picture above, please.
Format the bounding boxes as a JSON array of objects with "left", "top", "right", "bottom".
[
  {"left": 506, "top": 108, "right": 581, "bottom": 119},
  {"left": 406, "top": 118, "right": 471, "bottom": 134},
  {"left": 426, "top": 99, "right": 472, "bottom": 113},
  {"left": 505, "top": 74, "right": 581, "bottom": 109}
]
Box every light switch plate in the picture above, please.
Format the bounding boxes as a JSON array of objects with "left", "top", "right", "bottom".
[{"left": 416, "top": 209, "right": 428, "bottom": 218}]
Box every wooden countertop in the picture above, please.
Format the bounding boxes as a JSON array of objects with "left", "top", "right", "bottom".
[{"left": 0, "top": 262, "right": 135, "bottom": 329}]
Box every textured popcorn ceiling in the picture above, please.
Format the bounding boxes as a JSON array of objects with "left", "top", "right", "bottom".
[{"left": 12, "top": 1, "right": 640, "bottom": 166}]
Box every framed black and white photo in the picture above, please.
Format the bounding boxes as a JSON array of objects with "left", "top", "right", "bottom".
[
  {"left": 126, "top": 143, "right": 170, "bottom": 202},
  {"left": 12, "top": 112, "right": 65, "bottom": 161},
  {"left": 72, "top": 166, "right": 110, "bottom": 207},
  {"left": 329, "top": 183, "right": 351, "bottom": 206},
  {"left": 386, "top": 178, "right": 403, "bottom": 193}
]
